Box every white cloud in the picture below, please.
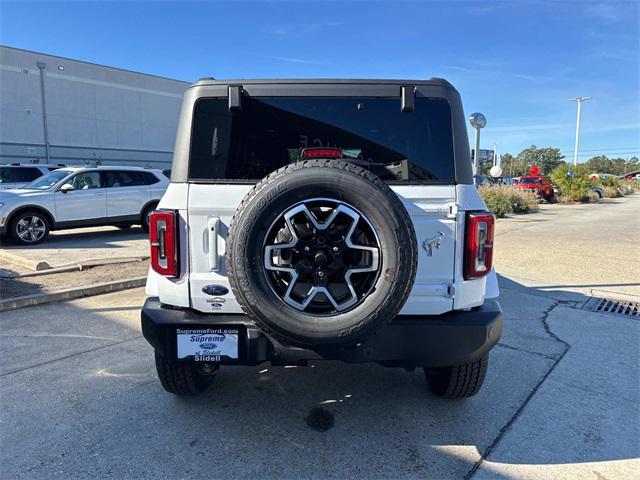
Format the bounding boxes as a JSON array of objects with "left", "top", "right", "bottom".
[
  {"left": 585, "top": 2, "right": 624, "bottom": 24},
  {"left": 261, "top": 55, "right": 322, "bottom": 65}
]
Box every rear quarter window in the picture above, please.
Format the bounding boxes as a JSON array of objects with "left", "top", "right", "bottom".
[
  {"left": 189, "top": 97, "right": 455, "bottom": 183},
  {"left": 140, "top": 172, "right": 160, "bottom": 185}
]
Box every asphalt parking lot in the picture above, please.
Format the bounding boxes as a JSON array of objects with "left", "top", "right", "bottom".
[
  {"left": 1, "top": 196, "right": 639, "bottom": 479},
  {"left": 0, "top": 226, "right": 149, "bottom": 271}
]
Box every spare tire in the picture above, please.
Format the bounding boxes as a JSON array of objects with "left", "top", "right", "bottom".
[{"left": 226, "top": 159, "right": 418, "bottom": 348}]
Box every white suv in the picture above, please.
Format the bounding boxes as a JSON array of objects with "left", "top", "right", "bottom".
[
  {"left": 0, "top": 166, "right": 168, "bottom": 245},
  {"left": 142, "top": 79, "right": 503, "bottom": 399},
  {"left": 0, "top": 164, "right": 65, "bottom": 190}
]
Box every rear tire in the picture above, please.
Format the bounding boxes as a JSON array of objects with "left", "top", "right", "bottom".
[
  {"left": 154, "top": 352, "right": 217, "bottom": 396},
  {"left": 424, "top": 355, "right": 489, "bottom": 399}
]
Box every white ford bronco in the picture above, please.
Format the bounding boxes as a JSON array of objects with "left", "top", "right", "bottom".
[{"left": 142, "top": 79, "right": 502, "bottom": 399}]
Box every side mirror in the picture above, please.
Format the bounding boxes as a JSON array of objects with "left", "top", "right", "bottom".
[{"left": 60, "top": 183, "right": 74, "bottom": 193}]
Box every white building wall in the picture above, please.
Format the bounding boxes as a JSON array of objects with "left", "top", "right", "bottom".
[{"left": 0, "top": 46, "right": 189, "bottom": 168}]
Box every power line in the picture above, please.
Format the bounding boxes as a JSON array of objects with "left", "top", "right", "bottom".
[
  {"left": 559, "top": 147, "right": 640, "bottom": 154},
  {"left": 561, "top": 154, "right": 640, "bottom": 158}
]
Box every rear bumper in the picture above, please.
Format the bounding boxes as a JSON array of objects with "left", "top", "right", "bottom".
[{"left": 141, "top": 298, "right": 503, "bottom": 367}]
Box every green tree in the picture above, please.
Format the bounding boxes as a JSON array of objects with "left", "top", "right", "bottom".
[
  {"left": 501, "top": 153, "right": 516, "bottom": 176},
  {"left": 516, "top": 145, "right": 566, "bottom": 175},
  {"left": 584, "top": 155, "right": 614, "bottom": 174},
  {"left": 613, "top": 157, "right": 639, "bottom": 175},
  {"left": 583, "top": 156, "right": 639, "bottom": 175},
  {"left": 501, "top": 152, "right": 530, "bottom": 177}
]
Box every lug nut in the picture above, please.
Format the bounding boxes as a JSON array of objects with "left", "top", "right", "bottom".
[
  {"left": 317, "top": 271, "right": 325, "bottom": 278},
  {"left": 332, "top": 246, "right": 339, "bottom": 252},
  {"left": 304, "top": 246, "right": 310, "bottom": 252}
]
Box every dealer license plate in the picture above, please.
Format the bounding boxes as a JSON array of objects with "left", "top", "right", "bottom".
[{"left": 176, "top": 328, "right": 239, "bottom": 361}]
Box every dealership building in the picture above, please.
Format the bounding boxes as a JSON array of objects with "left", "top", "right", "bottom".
[{"left": 0, "top": 45, "right": 189, "bottom": 168}]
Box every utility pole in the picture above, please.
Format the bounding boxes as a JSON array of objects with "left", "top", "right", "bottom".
[{"left": 569, "top": 96, "right": 591, "bottom": 167}]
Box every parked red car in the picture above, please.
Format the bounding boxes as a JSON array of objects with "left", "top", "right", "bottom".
[{"left": 516, "top": 175, "right": 556, "bottom": 202}]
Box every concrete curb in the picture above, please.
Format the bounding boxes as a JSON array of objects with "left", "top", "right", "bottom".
[
  {"left": 0, "top": 276, "right": 147, "bottom": 313},
  {"left": 0, "top": 249, "right": 50, "bottom": 271},
  {"left": 0, "top": 249, "right": 150, "bottom": 272}
]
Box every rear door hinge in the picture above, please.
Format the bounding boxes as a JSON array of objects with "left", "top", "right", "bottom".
[{"left": 401, "top": 85, "right": 415, "bottom": 112}]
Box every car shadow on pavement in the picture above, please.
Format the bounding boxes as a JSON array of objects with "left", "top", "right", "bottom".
[
  {"left": 1, "top": 278, "right": 638, "bottom": 479},
  {"left": 2, "top": 226, "right": 147, "bottom": 251},
  {"left": 0, "top": 266, "right": 47, "bottom": 300}
]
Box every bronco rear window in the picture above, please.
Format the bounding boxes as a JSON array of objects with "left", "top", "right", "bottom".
[{"left": 189, "top": 97, "right": 455, "bottom": 183}]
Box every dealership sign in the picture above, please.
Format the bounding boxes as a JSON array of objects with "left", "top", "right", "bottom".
[{"left": 471, "top": 149, "right": 495, "bottom": 162}]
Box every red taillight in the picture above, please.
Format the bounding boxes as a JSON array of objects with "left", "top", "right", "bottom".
[
  {"left": 464, "top": 212, "right": 495, "bottom": 280},
  {"left": 301, "top": 148, "right": 343, "bottom": 159},
  {"left": 149, "top": 210, "right": 178, "bottom": 277}
]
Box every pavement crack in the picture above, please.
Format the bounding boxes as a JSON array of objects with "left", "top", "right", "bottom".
[
  {"left": 496, "top": 342, "right": 560, "bottom": 360},
  {"left": 465, "top": 301, "right": 571, "bottom": 480},
  {"left": 0, "top": 335, "right": 143, "bottom": 377}
]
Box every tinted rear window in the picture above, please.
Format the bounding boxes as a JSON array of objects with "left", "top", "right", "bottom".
[
  {"left": 189, "top": 97, "right": 455, "bottom": 182},
  {"left": 14, "top": 168, "right": 43, "bottom": 183},
  {"left": 103, "top": 170, "right": 159, "bottom": 187},
  {"left": 0, "top": 167, "right": 15, "bottom": 183}
]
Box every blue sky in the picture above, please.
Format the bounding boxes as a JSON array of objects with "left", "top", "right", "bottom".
[{"left": 1, "top": 0, "right": 638, "bottom": 160}]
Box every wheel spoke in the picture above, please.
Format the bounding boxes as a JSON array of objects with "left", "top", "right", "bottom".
[
  {"left": 14, "top": 216, "right": 45, "bottom": 242},
  {"left": 263, "top": 198, "right": 381, "bottom": 315}
]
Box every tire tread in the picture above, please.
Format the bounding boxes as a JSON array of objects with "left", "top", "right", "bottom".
[
  {"left": 425, "top": 355, "right": 489, "bottom": 399},
  {"left": 154, "top": 352, "right": 215, "bottom": 396}
]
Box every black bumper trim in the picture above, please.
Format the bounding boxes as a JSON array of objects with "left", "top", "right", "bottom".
[{"left": 141, "top": 298, "right": 503, "bottom": 367}]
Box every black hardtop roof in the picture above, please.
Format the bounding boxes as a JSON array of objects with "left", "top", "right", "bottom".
[{"left": 192, "top": 77, "right": 454, "bottom": 89}]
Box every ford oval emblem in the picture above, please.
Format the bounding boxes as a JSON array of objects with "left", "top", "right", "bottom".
[
  {"left": 199, "top": 342, "right": 217, "bottom": 350},
  {"left": 202, "top": 285, "right": 229, "bottom": 296}
]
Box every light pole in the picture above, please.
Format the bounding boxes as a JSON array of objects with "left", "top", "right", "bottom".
[
  {"left": 469, "top": 112, "right": 486, "bottom": 175},
  {"left": 569, "top": 96, "right": 591, "bottom": 167}
]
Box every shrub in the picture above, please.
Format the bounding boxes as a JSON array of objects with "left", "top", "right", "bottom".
[
  {"left": 619, "top": 181, "right": 636, "bottom": 195},
  {"left": 479, "top": 185, "right": 538, "bottom": 217},
  {"left": 550, "top": 164, "right": 590, "bottom": 202},
  {"left": 587, "top": 191, "right": 600, "bottom": 203},
  {"left": 602, "top": 176, "right": 622, "bottom": 188},
  {"left": 626, "top": 180, "right": 640, "bottom": 193},
  {"left": 479, "top": 185, "right": 513, "bottom": 217},
  {"left": 600, "top": 176, "right": 629, "bottom": 195},
  {"left": 604, "top": 186, "right": 623, "bottom": 198},
  {"left": 508, "top": 188, "right": 538, "bottom": 213}
]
